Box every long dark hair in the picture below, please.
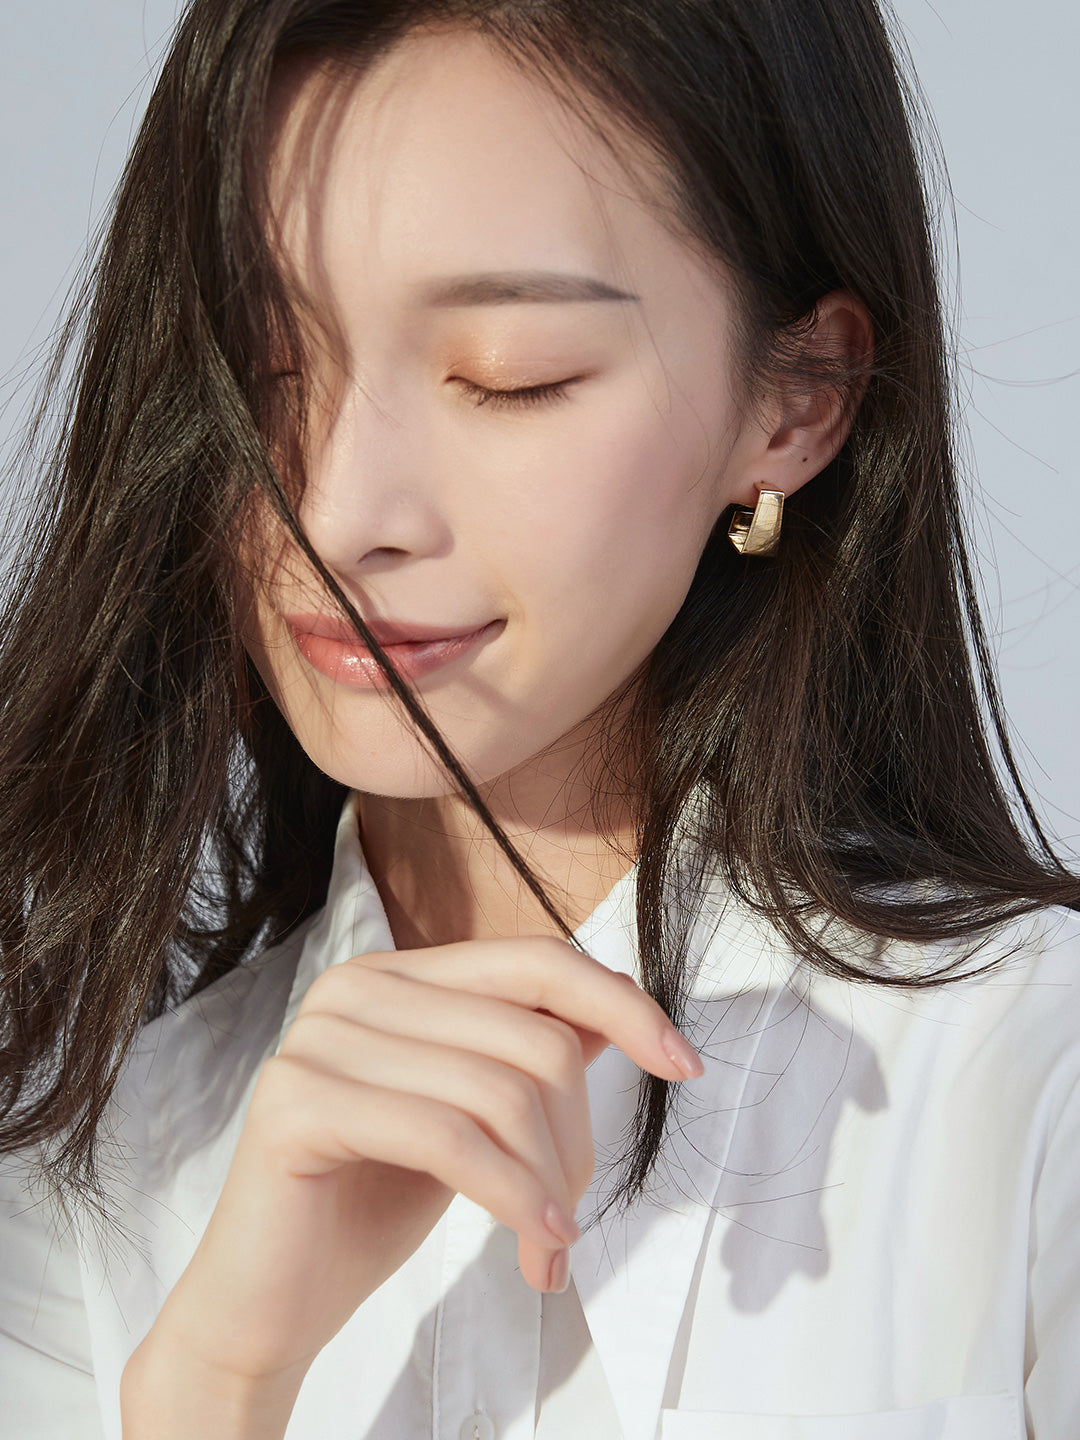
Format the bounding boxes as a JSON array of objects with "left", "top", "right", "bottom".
[{"left": 2, "top": 0, "right": 1077, "bottom": 1233}]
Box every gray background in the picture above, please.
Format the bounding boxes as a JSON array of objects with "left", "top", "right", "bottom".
[{"left": 2, "top": 1, "right": 1077, "bottom": 858}]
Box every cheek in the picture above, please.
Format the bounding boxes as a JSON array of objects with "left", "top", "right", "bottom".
[{"left": 480, "top": 389, "right": 728, "bottom": 650}]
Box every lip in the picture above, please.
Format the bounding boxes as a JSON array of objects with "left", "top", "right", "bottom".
[{"left": 285, "top": 613, "right": 504, "bottom": 688}]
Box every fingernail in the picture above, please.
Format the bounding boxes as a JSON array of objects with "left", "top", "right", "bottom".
[
  {"left": 664, "top": 1032, "right": 705, "bottom": 1079},
  {"left": 547, "top": 1247, "right": 571, "bottom": 1293},
  {"left": 543, "top": 1200, "right": 581, "bottom": 1246}
]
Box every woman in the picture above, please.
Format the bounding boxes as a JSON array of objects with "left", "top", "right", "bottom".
[{"left": 1, "top": 1, "right": 1078, "bottom": 1436}]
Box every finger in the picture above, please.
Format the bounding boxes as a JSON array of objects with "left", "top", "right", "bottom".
[
  {"left": 342, "top": 936, "right": 704, "bottom": 1081},
  {"left": 282, "top": 1011, "right": 578, "bottom": 1211},
  {"left": 258, "top": 1056, "right": 577, "bottom": 1282},
  {"left": 299, "top": 968, "right": 603, "bottom": 1198}
]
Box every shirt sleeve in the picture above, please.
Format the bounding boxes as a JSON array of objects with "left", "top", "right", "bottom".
[
  {"left": 1025, "top": 1071, "right": 1080, "bottom": 1437},
  {"left": 0, "top": 1151, "right": 105, "bottom": 1440}
]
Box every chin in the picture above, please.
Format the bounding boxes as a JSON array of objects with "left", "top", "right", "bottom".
[
  {"left": 320, "top": 751, "right": 463, "bottom": 801},
  {"left": 299, "top": 721, "right": 530, "bottom": 801},
  {"left": 268, "top": 657, "right": 614, "bottom": 804}
]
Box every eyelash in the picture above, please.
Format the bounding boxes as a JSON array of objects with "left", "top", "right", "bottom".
[
  {"left": 269, "top": 372, "right": 577, "bottom": 412},
  {"left": 454, "top": 378, "right": 576, "bottom": 411}
]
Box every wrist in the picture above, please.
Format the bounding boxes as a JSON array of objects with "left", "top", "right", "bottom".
[{"left": 120, "top": 1329, "right": 309, "bottom": 1440}]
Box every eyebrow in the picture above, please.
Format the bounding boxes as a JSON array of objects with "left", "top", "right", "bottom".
[{"left": 415, "top": 270, "right": 641, "bottom": 308}]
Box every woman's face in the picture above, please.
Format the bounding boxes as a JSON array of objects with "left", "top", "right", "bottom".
[{"left": 243, "top": 27, "right": 773, "bottom": 799}]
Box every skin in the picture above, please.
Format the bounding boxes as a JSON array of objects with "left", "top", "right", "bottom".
[
  {"left": 241, "top": 27, "right": 871, "bottom": 950},
  {"left": 123, "top": 29, "right": 871, "bottom": 1435}
]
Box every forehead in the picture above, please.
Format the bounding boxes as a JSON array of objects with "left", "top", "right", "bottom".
[{"left": 265, "top": 27, "right": 697, "bottom": 309}]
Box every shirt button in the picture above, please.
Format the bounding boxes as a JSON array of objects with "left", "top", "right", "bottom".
[{"left": 459, "top": 1413, "right": 495, "bottom": 1440}]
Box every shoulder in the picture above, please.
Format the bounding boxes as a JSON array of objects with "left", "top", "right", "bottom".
[
  {"left": 127, "top": 912, "right": 320, "bottom": 1085},
  {"left": 840, "top": 903, "right": 1080, "bottom": 1061},
  {"left": 700, "top": 888, "right": 1080, "bottom": 1026},
  {"left": 808, "top": 905, "right": 1080, "bottom": 1150},
  {"left": 84, "top": 911, "right": 324, "bottom": 1201},
  {"left": 0, "top": 912, "right": 321, "bottom": 1196},
  {"left": 691, "top": 894, "right": 1080, "bottom": 1130}
]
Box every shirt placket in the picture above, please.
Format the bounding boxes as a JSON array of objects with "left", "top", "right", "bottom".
[{"left": 433, "top": 1194, "right": 542, "bottom": 1440}]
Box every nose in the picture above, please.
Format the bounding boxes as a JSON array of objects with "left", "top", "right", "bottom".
[{"left": 296, "top": 380, "right": 450, "bottom": 576}]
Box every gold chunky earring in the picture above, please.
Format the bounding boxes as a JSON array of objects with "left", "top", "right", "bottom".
[{"left": 727, "top": 486, "right": 784, "bottom": 557}]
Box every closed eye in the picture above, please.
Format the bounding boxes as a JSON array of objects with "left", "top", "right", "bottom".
[{"left": 453, "top": 377, "right": 578, "bottom": 411}]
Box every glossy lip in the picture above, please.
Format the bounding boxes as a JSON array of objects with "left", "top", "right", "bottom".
[{"left": 285, "top": 613, "right": 504, "bottom": 688}]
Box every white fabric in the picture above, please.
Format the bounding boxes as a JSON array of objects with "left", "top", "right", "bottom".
[{"left": 3, "top": 791, "right": 1080, "bottom": 1440}]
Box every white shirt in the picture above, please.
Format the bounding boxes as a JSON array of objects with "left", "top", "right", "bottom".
[{"left": 3, "top": 793, "right": 1080, "bottom": 1440}]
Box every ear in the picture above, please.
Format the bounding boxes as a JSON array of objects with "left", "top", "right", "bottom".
[{"left": 732, "top": 289, "right": 874, "bottom": 506}]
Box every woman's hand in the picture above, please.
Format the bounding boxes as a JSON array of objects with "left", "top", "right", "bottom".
[{"left": 122, "top": 936, "right": 703, "bottom": 1415}]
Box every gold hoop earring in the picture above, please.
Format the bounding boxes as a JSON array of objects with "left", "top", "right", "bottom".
[{"left": 727, "top": 487, "right": 784, "bottom": 558}]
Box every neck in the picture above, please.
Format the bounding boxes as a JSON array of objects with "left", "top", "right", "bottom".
[{"left": 356, "top": 721, "right": 640, "bottom": 951}]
